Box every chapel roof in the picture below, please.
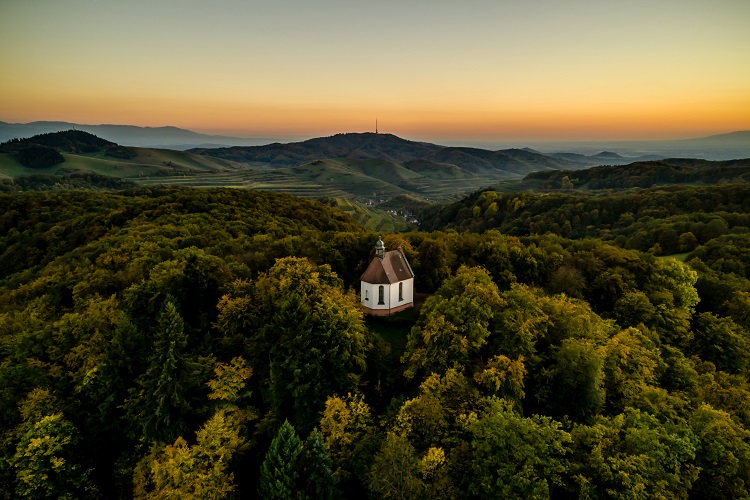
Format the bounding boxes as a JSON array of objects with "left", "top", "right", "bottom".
[{"left": 361, "top": 249, "right": 414, "bottom": 284}]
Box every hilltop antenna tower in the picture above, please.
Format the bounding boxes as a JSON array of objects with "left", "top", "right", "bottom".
[{"left": 376, "top": 118, "right": 378, "bottom": 134}]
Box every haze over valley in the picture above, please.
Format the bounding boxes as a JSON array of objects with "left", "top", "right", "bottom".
[{"left": 2, "top": 121, "right": 749, "bottom": 160}]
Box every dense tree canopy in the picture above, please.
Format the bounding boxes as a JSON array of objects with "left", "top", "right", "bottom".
[
  {"left": 1, "top": 186, "right": 749, "bottom": 498},
  {"left": 419, "top": 183, "right": 750, "bottom": 254},
  {"left": 523, "top": 158, "right": 750, "bottom": 190}
]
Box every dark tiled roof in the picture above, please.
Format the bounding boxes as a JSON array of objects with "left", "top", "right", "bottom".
[{"left": 361, "top": 250, "right": 414, "bottom": 284}]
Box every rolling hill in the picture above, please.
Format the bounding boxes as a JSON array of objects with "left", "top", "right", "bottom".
[
  {"left": 0, "top": 130, "right": 249, "bottom": 180},
  {"left": 191, "top": 132, "right": 582, "bottom": 174},
  {"left": 189, "top": 133, "right": 445, "bottom": 166},
  {"left": 402, "top": 159, "right": 472, "bottom": 178},
  {"left": 9, "top": 130, "right": 748, "bottom": 218},
  {"left": 522, "top": 157, "right": 750, "bottom": 190},
  {"left": 419, "top": 146, "right": 575, "bottom": 175}
]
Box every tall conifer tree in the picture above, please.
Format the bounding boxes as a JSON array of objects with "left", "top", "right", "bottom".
[
  {"left": 259, "top": 420, "right": 301, "bottom": 499},
  {"left": 301, "top": 428, "right": 337, "bottom": 499},
  {"left": 127, "top": 298, "right": 190, "bottom": 444}
]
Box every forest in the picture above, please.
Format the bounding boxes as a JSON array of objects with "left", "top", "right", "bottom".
[
  {"left": 0, "top": 171, "right": 138, "bottom": 193},
  {"left": 418, "top": 183, "right": 750, "bottom": 255},
  {"left": 523, "top": 158, "right": 750, "bottom": 190},
  {"left": 1, "top": 185, "right": 750, "bottom": 498}
]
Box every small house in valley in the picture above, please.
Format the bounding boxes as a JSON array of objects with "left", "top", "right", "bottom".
[{"left": 360, "top": 238, "right": 414, "bottom": 316}]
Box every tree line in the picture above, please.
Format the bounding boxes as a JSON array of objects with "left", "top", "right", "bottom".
[
  {"left": 418, "top": 183, "right": 750, "bottom": 255},
  {"left": 524, "top": 158, "right": 750, "bottom": 190}
]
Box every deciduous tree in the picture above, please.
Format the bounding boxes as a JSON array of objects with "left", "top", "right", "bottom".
[
  {"left": 368, "top": 433, "right": 423, "bottom": 499},
  {"left": 464, "top": 397, "right": 570, "bottom": 499},
  {"left": 12, "top": 413, "right": 92, "bottom": 499},
  {"left": 402, "top": 266, "right": 503, "bottom": 379}
]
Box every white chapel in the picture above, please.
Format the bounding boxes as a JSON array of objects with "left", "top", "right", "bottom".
[{"left": 360, "top": 238, "right": 415, "bottom": 316}]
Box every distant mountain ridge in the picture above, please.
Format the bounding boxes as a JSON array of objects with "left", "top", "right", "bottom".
[
  {"left": 4, "top": 129, "right": 750, "bottom": 209},
  {"left": 190, "top": 133, "right": 444, "bottom": 165},
  {"left": 3, "top": 121, "right": 748, "bottom": 159},
  {"left": 530, "top": 131, "right": 750, "bottom": 162},
  {"left": 686, "top": 130, "right": 750, "bottom": 144},
  {"left": 545, "top": 150, "right": 664, "bottom": 166},
  {"left": 0, "top": 121, "right": 272, "bottom": 149},
  {"left": 190, "top": 132, "right": 581, "bottom": 176}
]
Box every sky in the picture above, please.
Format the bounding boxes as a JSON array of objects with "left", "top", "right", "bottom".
[{"left": 1, "top": 0, "right": 749, "bottom": 142}]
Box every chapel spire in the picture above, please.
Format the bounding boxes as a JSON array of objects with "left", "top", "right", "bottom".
[{"left": 375, "top": 237, "right": 385, "bottom": 259}]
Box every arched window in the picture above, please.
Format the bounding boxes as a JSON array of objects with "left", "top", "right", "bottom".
[
  {"left": 365, "top": 289, "right": 369, "bottom": 301},
  {"left": 399, "top": 282, "right": 403, "bottom": 301},
  {"left": 378, "top": 285, "right": 385, "bottom": 305}
]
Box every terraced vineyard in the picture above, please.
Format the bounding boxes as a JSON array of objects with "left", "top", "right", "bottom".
[
  {"left": 134, "top": 171, "right": 423, "bottom": 231},
  {"left": 332, "top": 198, "right": 413, "bottom": 232},
  {"left": 131, "top": 168, "right": 517, "bottom": 202},
  {"left": 133, "top": 169, "right": 353, "bottom": 198}
]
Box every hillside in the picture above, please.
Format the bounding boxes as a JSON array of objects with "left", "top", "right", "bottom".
[
  {"left": 132, "top": 157, "right": 532, "bottom": 203},
  {"left": 0, "top": 131, "right": 251, "bottom": 182},
  {"left": 190, "top": 132, "right": 445, "bottom": 166},
  {"left": 281, "top": 159, "right": 411, "bottom": 197},
  {"left": 0, "top": 129, "right": 116, "bottom": 154},
  {"left": 418, "top": 159, "right": 750, "bottom": 248},
  {"left": 421, "top": 147, "right": 574, "bottom": 174},
  {"left": 179, "top": 132, "right": 587, "bottom": 201},
  {"left": 291, "top": 158, "right": 422, "bottom": 186},
  {"left": 277, "top": 157, "right": 477, "bottom": 197},
  {"left": 523, "top": 157, "right": 750, "bottom": 189},
  {"left": 418, "top": 182, "right": 750, "bottom": 255},
  {"left": 1, "top": 131, "right": 508, "bottom": 202},
  {"left": 0, "top": 187, "right": 363, "bottom": 281},
  {"left": 402, "top": 159, "right": 472, "bottom": 178},
  {"left": 0, "top": 169, "right": 137, "bottom": 192},
  {"left": 7, "top": 131, "right": 749, "bottom": 233},
  {"left": 191, "top": 132, "right": 581, "bottom": 173}
]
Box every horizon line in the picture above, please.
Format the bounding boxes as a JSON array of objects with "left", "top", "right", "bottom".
[{"left": 1, "top": 118, "right": 748, "bottom": 145}]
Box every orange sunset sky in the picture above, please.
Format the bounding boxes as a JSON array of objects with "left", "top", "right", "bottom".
[{"left": 1, "top": 0, "right": 749, "bottom": 142}]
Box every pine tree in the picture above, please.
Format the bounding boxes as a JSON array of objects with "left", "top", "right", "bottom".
[
  {"left": 96, "top": 313, "right": 143, "bottom": 430},
  {"left": 300, "top": 428, "right": 337, "bottom": 499},
  {"left": 126, "top": 298, "right": 191, "bottom": 444},
  {"left": 259, "top": 420, "right": 302, "bottom": 499}
]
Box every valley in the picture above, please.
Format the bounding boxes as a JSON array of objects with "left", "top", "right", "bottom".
[{"left": 3, "top": 130, "right": 749, "bottom": 233}]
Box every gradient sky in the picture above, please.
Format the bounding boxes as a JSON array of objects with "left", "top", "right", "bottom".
[{"left": 1, "top": 0, "right": 749, "bottom": 141}]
